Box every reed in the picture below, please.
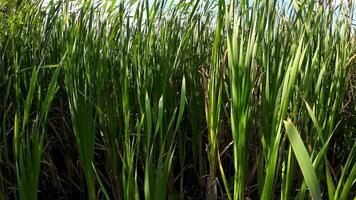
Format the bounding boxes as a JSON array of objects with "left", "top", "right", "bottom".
[{"left": 0, "top": 0, "right": 355, "bottom": 199}]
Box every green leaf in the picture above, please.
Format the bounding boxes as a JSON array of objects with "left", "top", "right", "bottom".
[
  {"left": 284, "top": 119, "right": 321, "bottom": 200},
  {"left": 175, "top": 76, "right": 186, "bottom": 133}
]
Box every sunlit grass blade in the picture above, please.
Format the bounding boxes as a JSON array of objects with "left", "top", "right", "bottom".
[{"left": 284, "top": 119, "right": 321, "bottom": 200}]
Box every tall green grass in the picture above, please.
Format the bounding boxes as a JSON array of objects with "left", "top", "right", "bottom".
[{"left": 0, "top": 0, "right": 355, "bottom": 199}]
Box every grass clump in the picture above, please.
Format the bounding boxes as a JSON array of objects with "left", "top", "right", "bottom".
[{"left": 0, "top": 0, "right": 355, "bottom": 199}]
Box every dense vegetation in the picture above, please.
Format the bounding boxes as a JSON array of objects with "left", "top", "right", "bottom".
[{"left": 0, "top": 0, "right": 355, "bottom": 199}]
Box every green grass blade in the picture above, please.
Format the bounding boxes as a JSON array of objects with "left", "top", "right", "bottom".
[{"left": 284, "top": 119, "right": 321, "bottom": 200}]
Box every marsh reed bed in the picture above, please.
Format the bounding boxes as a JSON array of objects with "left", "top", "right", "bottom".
[{"left": 0, "top": 0, "right": 355, "bottom": 199}]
